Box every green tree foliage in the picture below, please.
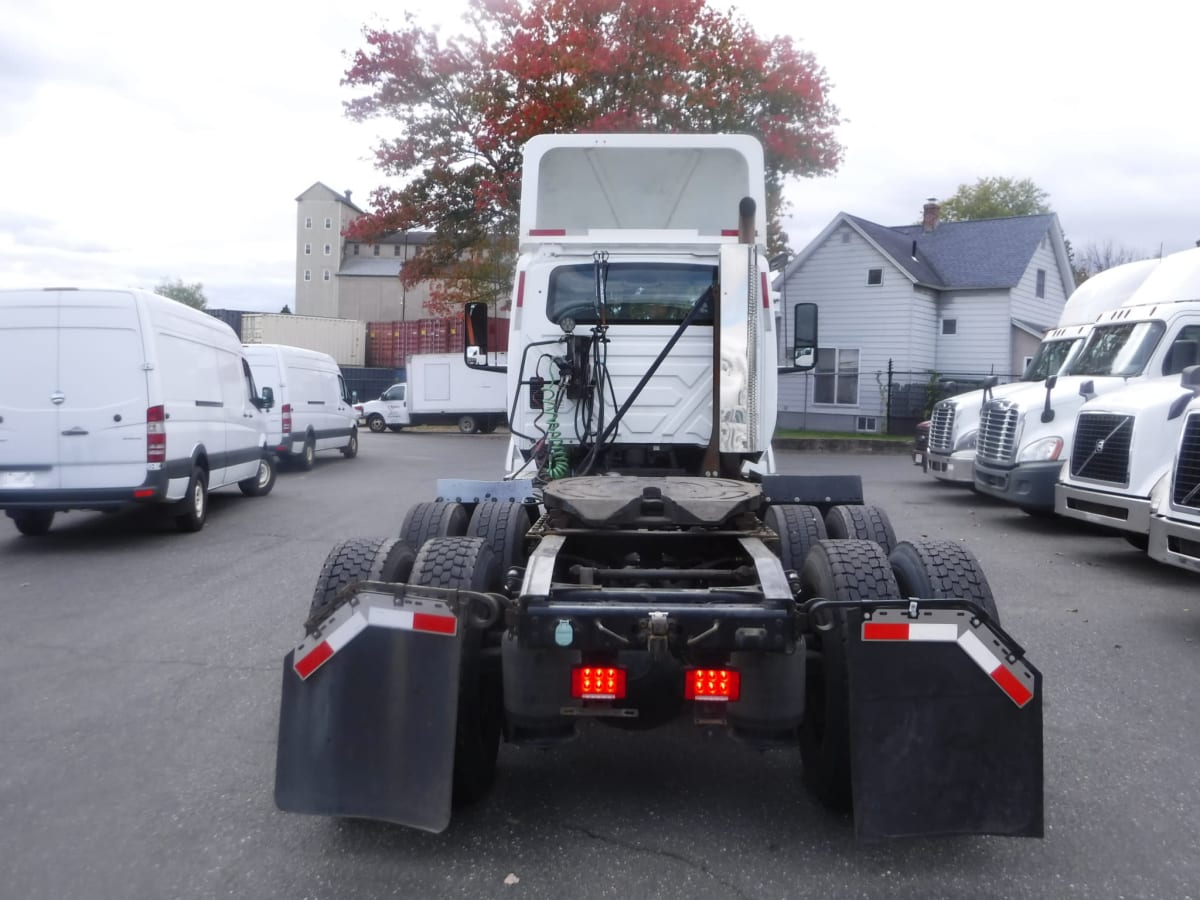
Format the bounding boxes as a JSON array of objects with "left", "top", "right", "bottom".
[
  {"left": 938, "top": 177, "right": 1051, "bottom": 222},
  {"left": 279, "top": 304, "right": 293, "bottom": 314},
  {"left": 342, "top": 0, "right": 844, "bottom": 313},
  {"left": 154, "top": 278, "right": 207, "bottom": 310}
]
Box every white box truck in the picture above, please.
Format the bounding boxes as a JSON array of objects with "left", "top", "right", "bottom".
[
  {"left": 974, "top": 248, "right": 1200, "bottom": 513},
  {"left": 0, "top": 287, "right": 276, "bottom": 535},
  {"left": 924, "top": 259, "right": 1160, "bottom": 484},
  {"left": 1147, "top": 371, "right": 1200, "bottom": 572},
  {"left": 242, "top": 344, "right": 360, "bottom": 468},
  {"left": 355, "top": 352, "right": 507, "bottom": 434}
]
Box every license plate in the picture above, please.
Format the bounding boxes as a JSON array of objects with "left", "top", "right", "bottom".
[
  {"left": 0, "top": 471, "right": 35, "bottom": 488},
  {"left": 912, "top": 453, "right": 924, "bottom": 466}
]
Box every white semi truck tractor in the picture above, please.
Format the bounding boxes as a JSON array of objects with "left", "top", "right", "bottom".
[
  {"left": 274, "top": 134, "right": 1043, "bottom": 841},
  {"left": 925, "top": 259, "right": 1160, "bottom": 485}
]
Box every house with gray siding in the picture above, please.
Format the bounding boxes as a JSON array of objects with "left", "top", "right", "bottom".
[{"left": 773, "top": 201, "right": 1073, "bottom": 433}]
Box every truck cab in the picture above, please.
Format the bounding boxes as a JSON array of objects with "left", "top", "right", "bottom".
[
  {"left": 1148, "top": 372, "right": 1200, "bottom": 571},
  {"left": 974, "top": 249, "right": 1200, "bottom": 513},
  {"left": 926, "top": 259, "right": 1160, "bottom": 484}
]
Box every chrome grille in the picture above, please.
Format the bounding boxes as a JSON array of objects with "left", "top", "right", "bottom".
[
  {"left": 977, "top": 401, "right": 1019, "bottom": 464},
  {"left": 928, "top": 403, "right": 955, "bottom": 454},
  {"left": 1172, "top": 413, "right": 1200, "bottom": 511},
  {"left": 1070, "top": 413, "right": 1133, "bottom": 485}
]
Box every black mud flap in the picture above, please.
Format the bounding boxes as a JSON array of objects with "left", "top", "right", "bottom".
[
  {"left": 845, "top": 606, "right": 1043, "bottom": 841},
  {"left": 274, "top": 588, "right": 464, "bottom": 833}
]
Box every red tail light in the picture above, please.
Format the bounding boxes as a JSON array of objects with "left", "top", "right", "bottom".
[
  {"left": 571, "top": 666, "right": 626, "bottom": 700},
  {"left": 685, "top": 669, "right": 740, "bottom": 701},
  {"left": 281, "top": 403, "right": 293, "bottom": 434},
  {"left": 146, "top": 405, "right": 166, "bottom": 464}
]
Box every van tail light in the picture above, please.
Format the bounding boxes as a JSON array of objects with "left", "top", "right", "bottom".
[
  {"left": 147, "top": 405, "right": 166, "bottom": 464},
  {"left": 281, "top": 403, "right": 293, "bottom": 435},
  {"left": 685, "top": 668, "right": 740, "bottom": 702},
  {"left": 571, "top": 666, "right": 626, "bottom": 701}
]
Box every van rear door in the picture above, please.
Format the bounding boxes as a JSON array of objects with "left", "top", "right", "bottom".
[
  {"left": 0, "top": 290, "right": 62, "bottom": 490},
  {"left": 55, "top": 291, "right": 150, "bottom": 489}
]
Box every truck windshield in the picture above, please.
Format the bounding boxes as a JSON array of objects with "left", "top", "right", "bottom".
[
  {"left": 547, "top": 263, "right": 717, "bottom": 326},
  {"left": 1022, "top": 337, "right": 1082, "bottom": 381},
  {"left": 1070, "top": 321, "right": 1165, "bottom": 377}
]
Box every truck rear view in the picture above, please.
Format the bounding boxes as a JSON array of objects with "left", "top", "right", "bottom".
[{"left": 274, "top": 134, "right": 1043, "bottom": 841}]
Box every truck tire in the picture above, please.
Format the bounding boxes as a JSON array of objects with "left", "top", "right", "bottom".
[
  {"left": 238, "top": 455, "right": 277, "bottom": 497},
  {"left": 466, "top": 501, "right": 530, "bottom": 581},
  {"left": 798, "top": 539, "right": 900, "bottom": 811},
  {"left": 10, "top": 509, "right": 54, "bottom": 536},
  {"left": 174, "top": 467, "right": 209, "bottom": 533},
  {"left": 823, "top": 504, "right": 897, "bottom": 556},
  {"left": 763, "top": 504, "right": 827, "bottom": 573},
  {"left": 458, "top": 415, "right": 480, "bottom": 434},
  {"left": 341, "top": 428, "right": 359, "bottom": 459},
  {"left": 408, "top": 537, "right": 502, "bottom": 806},
  {"left": 367, "top": 414, "right": 387, "bottom": 433},
  {"left": 305, "top": 537, "right": 417, "bottom": 635},
  {"left": 889, "top": 539, "right": 1000, "bottom": 625},
  {"left": 399, "top": 501, "right": 470, "bottom": 553}
]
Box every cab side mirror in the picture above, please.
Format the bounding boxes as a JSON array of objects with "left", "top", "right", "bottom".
[
  {"left": 465, "top": 302, "right": 489, "bottom": 367},
  {"left": 791, "top": 302, "right": 818, "bottom": 371},
  {"left": 260, "top": 386, "right": 274, "bottom": 410}
]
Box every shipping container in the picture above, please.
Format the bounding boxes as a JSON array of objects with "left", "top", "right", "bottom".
[
  {"left": 241, "top": 313, "right": 365, "bottom": 366},
  {"left": 340, "top": 366, "right": 404, "bottom": 406}
]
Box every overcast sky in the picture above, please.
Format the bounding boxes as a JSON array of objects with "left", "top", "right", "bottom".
[{"left": 2, "top": 0, "right": 1195, "bottom": 312}]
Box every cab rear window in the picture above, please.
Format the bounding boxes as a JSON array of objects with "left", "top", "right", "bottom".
[{"left": 547, "top": 263, "right": 716, "bottom": 326}]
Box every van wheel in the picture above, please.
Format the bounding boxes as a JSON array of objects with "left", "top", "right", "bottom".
[
  {"left": 296, "top": 435, "right": 316, "bottom": 471},
  {"left": 341, "top": 428, "right": 359, "bottom": 459},
  {"left": 175, "top": 468, "right": 209, "bottom": 533},
  {"left": 367, "top": 414, "right": 387, "bottom": 433},
  {"left": 458, "top": 415, "right": 479, "bottom": 434},
  {"left": 11, "top": 510, "right": 55, "bottom": 536},
  {"left": 239, "top": 455, "right": 277, "bottom": 497}
]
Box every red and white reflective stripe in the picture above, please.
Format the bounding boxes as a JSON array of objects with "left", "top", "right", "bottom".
[
  {"left": 861, "top": 616, "right": 1034, "bottom": 708},
  {"left": 294, "top": 604, "right": 457, "bottom": 681}
]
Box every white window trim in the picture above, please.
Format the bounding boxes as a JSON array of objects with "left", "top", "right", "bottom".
[
  {"left": 322, "top": 269, "right": 331, "bottom": 282},
  {"left": 303, "top": 269, "right": 312, "bottom": 282},
  {"left": 324, "top": 217, "right": 332, "bottom": 229},
  {"left": 813, "top": 347, "right": 860, "bottom": 407},
  {"left": 866, "top": 268, "right": 883, "bottom": 286},
  {"left": 323, "top": 243, "right": 332, "bottom": 256},
  {"left": 304, "top": 243, "right": 311, "bottom": 255},
  {"left": 304, "top": 216, "right": 312, "bottom": 229}
]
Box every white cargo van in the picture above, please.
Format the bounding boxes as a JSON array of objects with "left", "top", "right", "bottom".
[
  {"left": 0, "top": 287, "right": 276, "bottom": 535},
  {"left": 241, "top": 344, "right": 358, "bottom": 469}
]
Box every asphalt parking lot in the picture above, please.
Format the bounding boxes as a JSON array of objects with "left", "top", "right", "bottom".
[{"left": 1, "top": 434, "right": 1196, "bottom": 899}]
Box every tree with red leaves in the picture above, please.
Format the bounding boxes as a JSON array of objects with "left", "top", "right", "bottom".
[{"left": 343, "top": 0, "right": 842, "bottom": 314}]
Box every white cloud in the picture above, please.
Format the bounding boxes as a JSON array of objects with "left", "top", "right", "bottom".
[{"left": 2, "top": 0, "right": 1197, "bottom": 311}]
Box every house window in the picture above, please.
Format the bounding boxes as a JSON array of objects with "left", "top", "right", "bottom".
[
  {"left": 394, "top": 245, "right": 402, "bottom": 256},
  {"left": 323, "top": 243, "right": 331, "bottom": 256},
  {"left": 814, "top": 348, "right": 859, "bottom": 405},
  {"left": 322, "top": 269, "right": 331, "bottom": 282},
  {"left": 353, "top": 244, "right": 360, "bottom": 256},
  {"left": 324, "top": 217, "right": 332, "bottom": 229},
  {"left": 942, "top": 318, "right": 957, "bottom": 335},
  {"left": 867, "top": 268, "right": 882, "bottom": 286},
  {"left": 373, "top": 244, "right": 381, "bottom": 256},
  {"left": 304, "top": 243, "right": 311, "bottom": 255},
  {"left": 304, "top": 216, "right": 313, "bottom": 229},
  {"left": 1036, "top": 269, "right": 1046, "bottom": 298},
  {"left": 303, "top": 270, "right": 311, "bottom": 282},
  {"left": 841, "top": 230, "right": 850, "bottom": 244}
]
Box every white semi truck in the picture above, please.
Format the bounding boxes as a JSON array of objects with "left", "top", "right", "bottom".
[
  {"left": 274, "top": 134, "right": 1043, "bottom": 841},
  {"left": 1147, "top": 372, "right": 1200, "bottom": 572},
  {"left": 925, "top": 259, "right": 1160, "bottom": 484},
  {"left": 974, "top": 248, "right": 1200, "bottom": 514}
]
